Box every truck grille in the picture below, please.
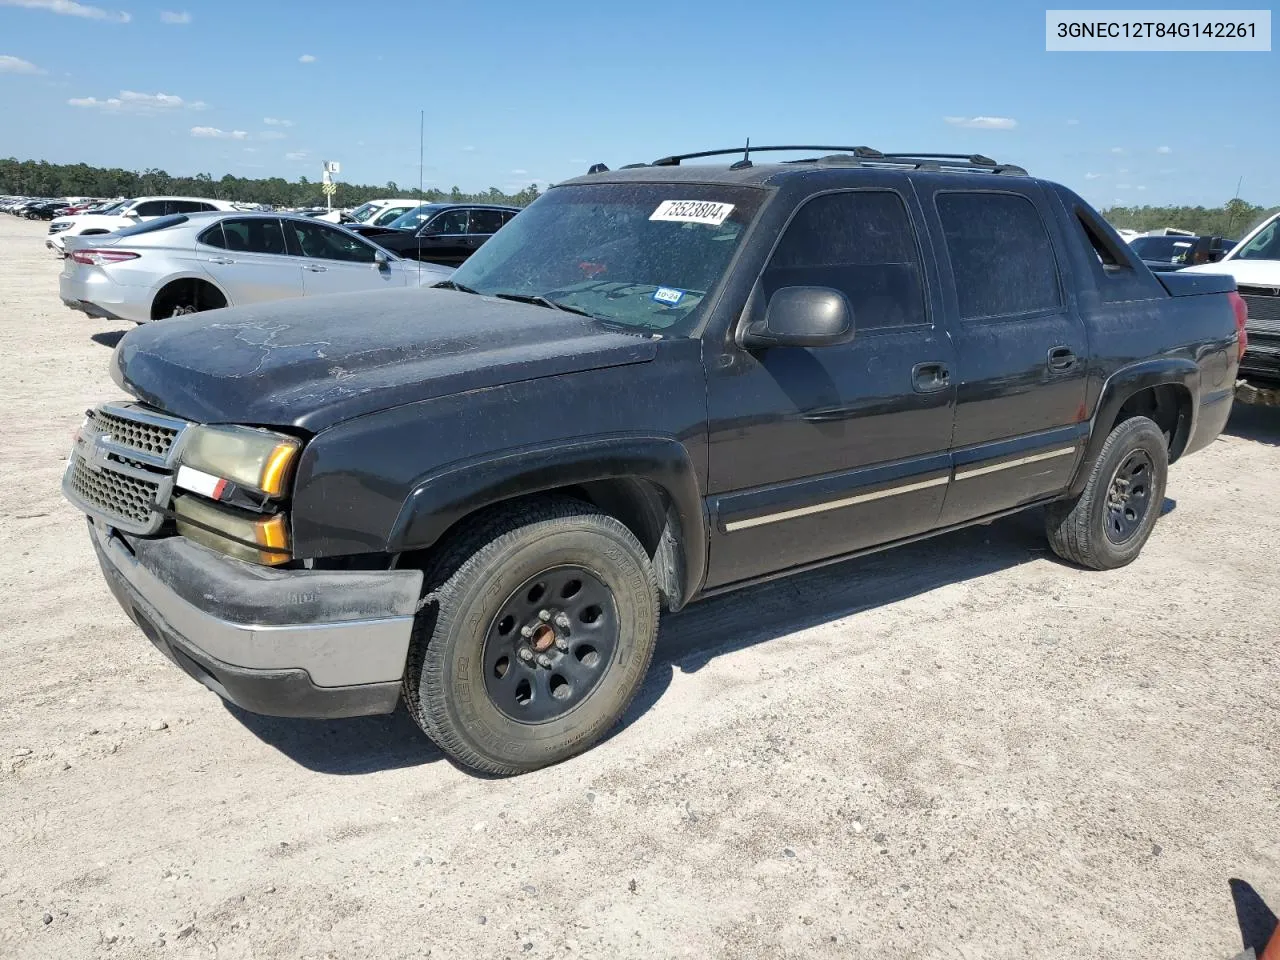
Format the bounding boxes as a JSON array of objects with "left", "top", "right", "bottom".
[
  {"left": 62, "top": 403, "right": 190, "bottom": 534},
  {"left": 68, "top": 456, "right": 160, "bottom": 527},
  {"left": 1239, "top": 286, "right": 1280, "bottom": 333},
  {"left": 89, "top": 405, "right": 183, "bottom": 461}
]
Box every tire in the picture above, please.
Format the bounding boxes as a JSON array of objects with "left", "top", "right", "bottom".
[
  {"left": 1045, "top": 415, "right": 1168, "bottom": 570},
  {"left": 403, "top": 496, "right": 659, "bottom": 775}
]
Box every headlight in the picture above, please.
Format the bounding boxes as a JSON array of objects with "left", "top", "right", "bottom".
[
  {"left": 174, "top": 495, "right": 291, "bottom": 566},
  {"left": 49, "top": 222, "right": 72, "bottom": 233},
  {"left": 178, "top": 424, "right": 301, "bottom": 498}
]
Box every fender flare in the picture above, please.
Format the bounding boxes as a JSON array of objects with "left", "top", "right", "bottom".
[
  {"left": 388, "top": 434, "right": 707, "bottom": 608},
  {"left": 1069, "top": 357, "right": 1199, "bottom": 496}
]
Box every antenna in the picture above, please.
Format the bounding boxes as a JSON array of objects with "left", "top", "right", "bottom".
[
  {"left": 729, "top": 137, "right": 752, "bottom": 171},
  {"left": 417, "top": 108, "right": 424, "bottom": 286}
]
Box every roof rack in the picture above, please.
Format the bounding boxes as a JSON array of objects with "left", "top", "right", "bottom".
[{"left": 586, "top": 146, "right": 1027, "bottom": 177}]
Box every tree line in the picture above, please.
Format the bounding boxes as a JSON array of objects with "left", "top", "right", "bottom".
[
  {"left": 1101, "top": 197, "right": 1277, "bottom": 239},
  {"left": 0, "top": 157, "right": 541, "bottom": 209}
]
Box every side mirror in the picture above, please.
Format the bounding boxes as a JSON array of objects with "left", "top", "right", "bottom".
[
  {"left": 374, "top": 250, "right": 390, "bottom": 268},
  {"left": 125, "top": 209, "right": 142, "bottom": 219},
  {"left": 739, "top": 286, "right": 854, "bottom": 349}
]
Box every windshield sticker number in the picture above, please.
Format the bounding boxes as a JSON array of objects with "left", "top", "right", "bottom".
[
  {"left": 653, "top": 287, "right": 685, "bottom": 306},
  {"left": 650, "top": 200, "right": 735, "bottom": 226}
]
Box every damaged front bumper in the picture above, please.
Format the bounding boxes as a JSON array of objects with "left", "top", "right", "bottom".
[{"left": 88, "top": 519, "right": 422, "bottom": 719}]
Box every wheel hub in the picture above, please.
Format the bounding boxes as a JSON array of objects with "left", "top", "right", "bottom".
[
  {"left": 482, "top": 566, "right": 619, "bottom": 723},
  {"left": 1104, "top": 449, "right": 1154, "bottom": 544}
]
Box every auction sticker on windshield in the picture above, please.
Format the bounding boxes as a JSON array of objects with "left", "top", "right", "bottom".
[{"left": 650, "top": 200, "right": 735, "bottom": 226}]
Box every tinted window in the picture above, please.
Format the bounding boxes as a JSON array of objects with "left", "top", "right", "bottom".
[
  {"left": 285, "top": 221, "right": 377, "bottom": 262},
  {"left": 937, "top": 192, "right": 1062, "bottom": 319},
  {"left": 1234, "top": 219, "right": 1280, "bottom": 261},
  {"left": 764, "top": 191, "right": 927, "bottom": 331},
  {"left": 371, "top": 205, "right": 412, "bottom": 226},
  {"left": 1130, "top": 236, "right": 1199, "bottom": 263},
  {"left": 168, "top": 200, "right": 206, "bottom": 214},
  {"left": 1069, "top": 203, "right": 1163, "bottom": 303},
  {"left": 219, "top": 217, "right": 288, "bottom": 255},
  {"left": 424, "top": 209, "right": 468, "bottom": 235},
  {"left": 116, "top": 214, "right": 189, "bottom": 237},
  {"left": 468, "top": 209, "right": 505, "bottom": 235},
  {"left": 388, "top": 203, "right": 447, "bottom": 231},
  {"left": 132, "top": 200, "right": 168, "bottom": 217}
]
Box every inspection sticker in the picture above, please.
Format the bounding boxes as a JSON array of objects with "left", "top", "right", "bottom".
[
  {"left": 650, "top": 200, "right": 735, "bottom": 226},
  {"left": 652, "top": 287, "right": 685, "bottom": 305}
]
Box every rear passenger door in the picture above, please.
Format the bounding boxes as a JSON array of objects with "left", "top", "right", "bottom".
[
  {"left": 925, "top": 187, "right": 1089, "bottom": 526},
  {"left": 196, "top": 217, "right": 302, "bottom": 306},
  {"left": 704, "top": 186, "right": 957, "bottom": 588},
  {"left": 464, "top": 208, "right": 505, "bottom": 260},
  {"left": 414, "top": 208, "right": 471, "bottom": 265}
]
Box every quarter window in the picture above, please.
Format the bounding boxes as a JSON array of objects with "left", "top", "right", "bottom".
[
  {"left": 937, "top": 192, "right": 1062, "bottom": 319},
  {"left": 132, "top": 200, "right": 168, "bottom": 217},
  {"left": 764, "top": 191, "right": 928, "bottom": 331},
  {"left": 468, "top": 209, "right": 505, "bottom": 235}
]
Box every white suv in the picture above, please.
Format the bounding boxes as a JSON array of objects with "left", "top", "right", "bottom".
[
  {"left": 313, "top": 198, "right": 421, "bottom": 226},
  {"left": 46, "top": 197, "right": 239, "bottom": 255}
]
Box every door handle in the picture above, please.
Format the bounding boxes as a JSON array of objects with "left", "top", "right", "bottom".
[
  {"left": 912, "top": 361, "right": 951, "bottom": 394},
  {"left": 305, "top": 264, "right": 327, "bottom": 272},
  {"left": 209, "top": 257, "right": 235, "bottom": 265},
  {"left": 1047, "top": 346, "right": 1078, "bottom": 372}
]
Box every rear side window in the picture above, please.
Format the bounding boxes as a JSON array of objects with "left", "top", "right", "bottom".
[
  {"left": 132, "top": 200, "right": 168, "bottom": 217},
  {"left": 1069, "top": 201, "right": 1163, "bottom": 303},
  {"left": 168, "top": 200, "right": 206, "bottom": 214},
  {"left": 218, "top": 217, "right": 288, "bottom": 255},
  {"left": 468, "top": 209, "right": 505, "bottom": 235},
  {"left": 763, "top": 190, "right": 928, "bottom": 331},
  {"left": 937, "top": 192, "right": 1062, "bottom": 320}
]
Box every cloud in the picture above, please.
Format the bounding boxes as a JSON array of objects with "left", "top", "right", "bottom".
[
  {"left": 285, "top": 151, "right": 309, "bottom": 161},
  {"left": 0, "top": 55, "right": 44, "bottom": 74},
  {"left": 1084, "top": 172, "right": 1103, "bottom": 180},
  {"left": 68, "top": 90, "right": 205, "bottom": 111},
  {"left": 259, "top": 130, "right": 287, "bottom": 141},
  {"left": 191, "top": 126, "right": 247, "bottom": 140},
  {"left": 461, "top": 145, "right": 476, "bottom": 152},
  {"left": 298, "top": 54, "right": 316, "bottom": 63},
  {"left": 568, "top": 157, "right": 588, "bottom": 164},
  {"left": 1155, "top": 145, "right": 1172, "bottom": 154},
  {"left": 159, "top": 9, "right": 188, "bottom": 22},
  {"left": 1116, "top": 183, "right": 1132, "bottom": 190},
  {"left": 242, "top": 147, "right": 258, "bottom": 153},
  {"left": 0, "top": 0, "right": 130, "bottom": 22},
  {"left": 1137, "top": 185, "right": 1147, "bottom": 191},
  {"left": 1110, "top": 146, "right": 1126, "bottom": 154},
  {"left": 511, "top": 168, "right": 528, "bottom": 175},
  {"left": 1066, "top": 118, "right": 1080, "bottom": 126},
  {"left": 944, "top": 115, "right": 1017, "bottom": 130},
  {"left": 1117, "top": 167, "right": 1129, "bottom": 174},
  {"left": 263, "top": 117, "right": 294, "bottom": 127}
]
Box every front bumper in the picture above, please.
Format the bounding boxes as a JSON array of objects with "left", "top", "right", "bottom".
[{"left": 88, "top": 520, "right": 423, "bottom": 718}]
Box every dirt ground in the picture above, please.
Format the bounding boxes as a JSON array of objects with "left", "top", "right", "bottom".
[{"left": 0, "top": 214, "right": 1277, "bottom": 960}]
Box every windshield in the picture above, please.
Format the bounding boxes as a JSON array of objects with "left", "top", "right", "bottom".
[
  {"left": 1232, "top": 217, "right": 1280, "bottom": 262},
  {"left": 1130, "top": 236, "right": 1198, "bottom": 263},
  {"left": 388, "top": 203, "right": 447, "bottom": 231},
  {"left": 448, "top": 183, "right": 766, "bottom": 334},
  {"left": 347, "top": 201, "right": 381, "bottom": 223}
]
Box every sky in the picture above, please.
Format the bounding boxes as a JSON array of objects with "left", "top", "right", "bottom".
[{"left": 0, "top": 0, "right": 1276, "bottom": 207}]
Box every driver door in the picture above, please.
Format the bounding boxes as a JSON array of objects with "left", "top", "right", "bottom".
[
  {"left": 281, "top": 220, "right": 408, "bottom": 295},
  {"left": 413, "top": 208, "right": 471, "bottom": 265},
  {"left": 703, "top": 186, "right": 957, "bottom": 588}
]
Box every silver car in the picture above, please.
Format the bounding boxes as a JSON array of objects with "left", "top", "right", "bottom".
[{"left": 59, "top": 211, "right": 454, "bottom": 323}]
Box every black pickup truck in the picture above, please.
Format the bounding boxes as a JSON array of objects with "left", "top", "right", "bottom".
[{"left": 63, "top": 146, "right": 1245, "bottom": 775}]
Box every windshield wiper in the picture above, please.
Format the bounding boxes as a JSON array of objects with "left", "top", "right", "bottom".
[
  {"left": 434, "top": 279, "right": 481, "bottom": 294},
  {"left": 490, "top": 293, "right": 594, "bottom": 318}
]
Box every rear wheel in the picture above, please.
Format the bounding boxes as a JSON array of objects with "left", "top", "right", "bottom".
[
  {"left": 403, "top": 497, "right": 659, "bottom": 775},
  {"left": 1045, "top": 416, "right": 1168, "bottom": 570},
  {"left": 150, "top": 279, "right": 226, "bottom": 321}
]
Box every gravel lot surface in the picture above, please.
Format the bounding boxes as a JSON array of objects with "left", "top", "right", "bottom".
[{"left": 0, "top": 215, "right": 1276, "bottom": 959}]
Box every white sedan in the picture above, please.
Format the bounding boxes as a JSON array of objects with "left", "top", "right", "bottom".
[{"left": 59, "top": 210, "right": 453, "bottom": 324}]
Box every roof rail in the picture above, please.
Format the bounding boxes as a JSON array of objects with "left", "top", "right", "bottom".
[{"left": 581, "top": 145, "right": 1027, "bottom": 177}]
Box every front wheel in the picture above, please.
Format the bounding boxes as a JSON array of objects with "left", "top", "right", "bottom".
[
  {"left": 1045, "top": 415, "right": 1169, "bottom": 570},
  {"left": 403, "top": 497, "right": 659, "bottom": 775}
]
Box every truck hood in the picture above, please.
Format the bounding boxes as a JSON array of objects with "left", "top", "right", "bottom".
[
  {"left": 114, "top": 287, "right": 657, "bottom": 432},
  {"left": 1182, "top": 259, "right": 1280, "bottom": 286}
]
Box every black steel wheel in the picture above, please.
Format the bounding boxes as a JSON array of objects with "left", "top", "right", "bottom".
[
  {"left": 403, "top": 497, "right": 659, "bottom": 776},
  {"left": 483, "top": 566, "right": 620, "bottom": 723},
  {"left": 1045, "top": 415, "right": 1168, "bottom": 570}
]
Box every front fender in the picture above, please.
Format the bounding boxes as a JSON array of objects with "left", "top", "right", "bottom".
[
  {"left": 388, "top": 434, "right": 707, "bottom": 607},
  {"left": 1069, "top": 357, "right": 1199, "bottom": 496}
]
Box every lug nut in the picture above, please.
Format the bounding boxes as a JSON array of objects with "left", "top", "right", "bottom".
[
  {"left": 538, "top": 609, "right": 552, "bottom": 622},
  {"left": 554, "top": 612, "right": 571, "bottom": 629},
  {"left": 520, "top": 625, "right": 534, "bottom": 638},
  {"left": 554, "top": 637, "right": 569, "bottom": 652},
  {"left": 518, "top": 648, "right": 534, "bottom": 663},
  {"left": 536, "top": 654, "right": 553, "bottom": 668}
]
